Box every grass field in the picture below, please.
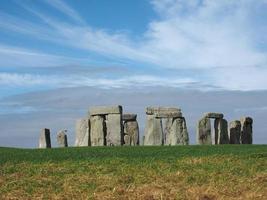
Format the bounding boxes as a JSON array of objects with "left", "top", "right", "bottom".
[{"left": 0, "top": 145, "right": 266, "bottom": 199}]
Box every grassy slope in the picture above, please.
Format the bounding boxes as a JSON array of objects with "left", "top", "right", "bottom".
[{"left": 0, "top": 145, "right": 266, "bottom": 199}]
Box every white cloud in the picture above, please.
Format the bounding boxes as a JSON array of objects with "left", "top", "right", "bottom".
[
  {"left": 0, "top": 0, "right": 267, "bottom": 90},
  {"left": 0, "top": 72, "right": 198, "bottom": 89}
]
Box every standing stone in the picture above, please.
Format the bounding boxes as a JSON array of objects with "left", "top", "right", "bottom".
[
  {"left": 90, "top": 115, "right": 106, "bottom": 146},
  {"left": 57, "top": 130, "right": 68, "bottom": 147},
  {"left": 123, "top": 121, "right": 139, "bottom": 146},
  {"left": 106, "top": 114, "right": 123, "bottom": 146},
  {"left": 39, "top": 128, "right": 51, "bottom": 148},
  {"left": 214, "top": 118, "right": 220, "bottom": 145},
  {"left": 229, "top": 120, "right": 241, "bottom": 144},
  {"left": 166, "top": 118, "right": 189, "bottom": 145},
  {"left": 124, "top": 135, "right": 131, "bottom": 146},
  {"left": 75, "top": 118, "right": 90, "bottom": 146},
  {"left": 144, "top": 115, "right": 163, "bottom": 145},
  {"left": 197, "top": 117, "right": 211, "bottom": 145},
  {"left": 164, "top": 118, "right": 173, "bottom": 145},
  {"left": 240, "top": 117, "right": 253, "bottom": 144},
  {"left": 217, "top": 118, "right": 229, "bottom": 144}
]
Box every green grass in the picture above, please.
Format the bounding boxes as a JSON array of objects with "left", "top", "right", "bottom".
[{"left": 0, "top": 145, "right": 266, "bottom": 199}]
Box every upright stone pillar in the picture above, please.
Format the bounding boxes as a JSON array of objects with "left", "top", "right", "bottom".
[
  {"left": 216, "top": 118, "right": 229, "bottom": 144},
  {"left": 164, "top": 118, "right": 173, "bottom": 145},
  {"left": 214, "top": 119, "right": 219, "bottom": 145},
  {"left": 240, "top": 117, "right": 253, "bottom": 144},
  {"left": 90, "top": 115, "right": 106, "bottom": 146},
  {"left": 75, "top": 118, "right": 90, "bottom": 146},
  {"left": 57, "top": 130, "right": 68, "bottom": 147},
  {"left": 39, "top": 128, "right": 51, "bottom": 148},
  {"left": 229, "top": 120, "right": 241, "bottom": 144},
  {"left": 144, "top": 114, "right": 163, "bottom": 145},
  {"left": 197, "top": 117, "right": 211, "bottom": 145},
  {"left": 106, "top": 114, "right": 123, "bottom": 146},
  {"left": 166, "top": 117, "right": 189, "bottom": 145},
  {"left": 124, "top": 120, "right": 139, "bottom": 146}
]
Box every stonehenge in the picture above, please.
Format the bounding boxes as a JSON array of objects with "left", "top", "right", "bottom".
[
  {"left": 144, "top": 107, "right": 189, "bottom": 145},
  {"left": 197, "top": 113, "right": 229, "bottom": 144},
  {"left": 57, "top": 130, "right": 68, "bottom": 147},
  {"left": 39, "top": 105, "right": 254, "bottom": 148},
  {"left": 39, "top": 128, "right": 51, "bottom": 148}
]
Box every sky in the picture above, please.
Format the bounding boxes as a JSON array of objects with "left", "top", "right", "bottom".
[{"left": 0, "top": 0, "right": 267, "bottom": 147}]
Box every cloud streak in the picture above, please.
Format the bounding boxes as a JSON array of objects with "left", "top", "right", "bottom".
[{"left": 0, "top": 0, "right": 267, "bottom": 90}]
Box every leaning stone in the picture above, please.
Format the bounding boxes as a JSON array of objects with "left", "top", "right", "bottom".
[
  {"left": 146, "top": 107, "right": 182, "bottom": 118},
  {"left": 89, "top": 105, "right": 122, "bottom": 116},
  {"left": 197, "top": 117, "right": 212, "bottom": 145},
  {"left": 216, "top": 118, "right": 229, "bottom": 144},
  {"left": 57, "top": 130, "right": 68, "bottom": 147},
  {"left": 106, "top": 114, "right": 123, "bottom": 146},
  {"left": 144, "top": 115, "right": 163, "bottom": 145},
  {"left": 229, "top": 120, "right": 241, "bottom": 144},
  {"left": 166, "top": 117, "right": 189, "bottom": 145},
  {"left": 240, "top": 117, "right": 253, "bottom": 144},
  {"left": 204, "top": 112, "right": 224, "bottom": 119},
  {"left": 39, "top": 128, "right": 51, "bottom": 148},
  {"left": 75, "top": 118, "right": 90, "bottom": 146},
  {"left": 90, "top": 115, "right": 106, "bottom": 146},
  {"left": 123, "top": 121, "right": 139, "bottom": 146},
  {"left": 122, "top": 114, "right": 137, "bottom": 121}
]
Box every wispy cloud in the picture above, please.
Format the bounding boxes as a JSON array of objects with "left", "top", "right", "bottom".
[{"left": 0, "top": 0, "right": 267, "bottom": 90}]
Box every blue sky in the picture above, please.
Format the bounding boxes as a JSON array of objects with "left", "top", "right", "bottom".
[
  {"left": 1, "top": 0, "right": 267, "bottom": 147},
  {"left": 1, "top": 0, "right": 267, "bottom": 99}
]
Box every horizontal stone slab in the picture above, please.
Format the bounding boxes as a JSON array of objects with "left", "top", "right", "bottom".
[
  {"left": 204, "top": 112, "right": 224, "bottom": 119},
  {"left": 122, "top": 114, "right": 137, "bottom": 121},
  {"left": 89, "top": 105, "right": 122, "bottom": 116},
  {"left": 240, "top": 116, "right": 253, "bottom": 123},
  {"left": 146, "top": 107, "right": 182, "bottom": 118}
]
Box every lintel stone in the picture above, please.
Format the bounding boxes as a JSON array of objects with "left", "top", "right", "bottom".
[
  {"left": 122, "top": 114, "right": 137, "bottom": 121},
  {"left": 89, "top": 105, "right": 122, "bottom": 116},
  {"left": 146, "top": 107, "right": 182, "bottom": 118},
  {"left": 204, "top": 112, "right": 224, "bottom": 119}
]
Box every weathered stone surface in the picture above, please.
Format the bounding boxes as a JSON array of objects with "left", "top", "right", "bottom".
[
  {"left": 57, "top": 130, "right": 68, "bottom": 147},
  {"left": 75, "top": 118, "right": 90, "bottom": 146},
  {"left": 106, "top": 114, "right": 123, "bottom": 146},
  {"left": 197, "top": 117, "right": 212, "bottom": 145},
  {"left": 122, "top": 114, "right": 137, "bottom": 121},
  {"left": 124, "top": 135, "right": 131, "bottom": 146},
  {"left": 146, "top": 107, "right": 182, "bottom": 118},
  {"left": 204, "top": 112, "right": 224, "bottom": 119},
  {"left": 123, "top": 121, "right": 139, "bottom": 146},
  {"left": 240, "top": 116, "right": 253, "bottom": 144},
  {"left": 90, "top": 115, "right": 106, "bottom": 146},
  {"left": 39, "top": 128, "right": 51, "bottom": 148},
  {"left": 89, "top": 105, "right": 122, "bottom": 116},
  {"left": 166, "top": 117, "right": 189, "bottom": 145},
  {"left": 144, "top": 115, "right": 163, "bottom": 145},
  {"left": 164, "top": 118, "right": 172, "bottom": 144},
  {"left": 216, "top": 118, "right": 229, "bottom": 144},
  {"left": 214, "top": 118, "right": 219, "bottom": 145},
  {"left": 229, "top": 120, "right": 241, "bottom": 144}
]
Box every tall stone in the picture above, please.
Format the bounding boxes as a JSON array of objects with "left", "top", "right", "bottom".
[
  {"left": 197, "top": 117, "right": 212, "bottom": 145},
  {"left": 164, "top": 118, "right": 172, "bottom": 145},
  {"left": 57, "top": 130, "right": 68, "bottom": 147},
  {"left": 240, "top": 117, "right": 253, "bottom": 144},
  {"left": 166, "top": 117, "right": 189, "bottom": 145},
  {"left": 106, "top": 114, "right": 123, "bottom": 146},
  {"left": 90, "top": 115, "right": 106, "bottom": 146},
  {"left": 216, "top": 118, "right": 229, "bottom": 144},
  {"left": 123, "top": 121, "right": 139, "bottom": 146},
  {"left": 214, "top": 119, "right": 220, "bottom": 145},
  {"left": 144, "top": 115, "right": 163, "bottom": 145},
  {"left": 39, "top": 128, "right": 51, "bottom": 148},
  {"left": 75, "top": 118, "right": 90, "bottom": 146},
  {"left": 229, "top": 120, "right": 241, "bottom": 144}
]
